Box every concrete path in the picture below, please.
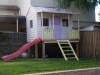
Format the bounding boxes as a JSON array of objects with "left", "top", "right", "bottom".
[{"left": 22, "top": 67, "right": 100, "bottom": 75}]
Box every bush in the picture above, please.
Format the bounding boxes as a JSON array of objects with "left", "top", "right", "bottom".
[{"left": 0, "top": 33, "right": 14, "bottom": 57}]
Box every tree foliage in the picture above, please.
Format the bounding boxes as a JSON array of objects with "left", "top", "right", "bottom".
[{"left": 56, "top": 0, "right": 100, "bottom": 11}]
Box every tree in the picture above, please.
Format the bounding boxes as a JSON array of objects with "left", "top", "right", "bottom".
[{"left": 56, "top": 0, "right": 100, "bottom": 12}]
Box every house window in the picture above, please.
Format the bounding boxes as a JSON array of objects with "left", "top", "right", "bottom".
[
  {"left": 43, "top": 18, "right": 49, "bottom": 26},
  {"left": 62, "top": 19, "right": 68, "bottom": 27},
  {"left": 30, "top": 20, "right": 33, "bottom": 28}
]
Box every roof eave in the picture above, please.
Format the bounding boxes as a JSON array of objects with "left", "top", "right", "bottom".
[{"left": 37, "top": 10, "right": 80, "bottom": 15}]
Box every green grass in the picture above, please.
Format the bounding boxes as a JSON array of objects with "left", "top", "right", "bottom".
[{"left": 0, "top": 58, "right": 100, "bottom": 75}]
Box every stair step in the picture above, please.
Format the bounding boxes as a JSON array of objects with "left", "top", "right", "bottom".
[
  {"left": 60, "top": 43, "right": 68, "bottom": 44},
  {"left": 57, "top": 40, "right": 79, "bottom": 61},
  {"left": 65, "top": 53, "right": 73, "bottom": 55},
  {"left": 62, "top": 46, "right": 70, "bottom": 48},
  {"left": 67, "top": 57, "right": 76, "bottom": 59},
  {"left": 63, "top": 50, "right": 72, "bottom": 51}
]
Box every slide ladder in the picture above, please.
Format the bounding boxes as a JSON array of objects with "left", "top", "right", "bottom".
[{"left": 57, "top": 40, "right": 79, "bottom": 61}]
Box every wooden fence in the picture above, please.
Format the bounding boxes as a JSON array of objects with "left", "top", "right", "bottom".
[
  {"left": 0, "top": 31, "right": 26, "bottom": 56},
  {"left": 79, "top": 31, "right": 100, "bottom": 59}
]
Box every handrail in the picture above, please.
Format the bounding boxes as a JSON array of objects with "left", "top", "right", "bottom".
[{"left": 0, "top": 31, "right": 26, "bottom": 34}]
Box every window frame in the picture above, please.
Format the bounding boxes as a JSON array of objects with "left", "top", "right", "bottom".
[
  {"left": 30, "top": 20, "right": 33, "bottom": 28},
  {"left": 62, "top": 19, "right": 68, "bottom": 27},
  {"left": 42, "top": 18, "right": 49, "bottom": 26}
]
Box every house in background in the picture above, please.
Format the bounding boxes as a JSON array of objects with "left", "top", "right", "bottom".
[
  {"left": 0, "top": 4, "right": 26, "bottom": 54},
  {"left": 0, "top": 5, "right": 26, "bottom": 32},
  {"left": 80, "top": 24, "right": 100, "bottom": 31}
]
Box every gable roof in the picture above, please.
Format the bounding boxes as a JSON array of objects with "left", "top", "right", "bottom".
[
  {"left": 0, "top": 5, "right": 20, "bottom": 10},
  {"left": 32, "top": 6, "right": 80, "bottom": 14}
]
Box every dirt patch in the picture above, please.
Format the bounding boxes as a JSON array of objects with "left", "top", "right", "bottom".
[{"left": 23, "top": 67, "right": 100, "bottom": 75}]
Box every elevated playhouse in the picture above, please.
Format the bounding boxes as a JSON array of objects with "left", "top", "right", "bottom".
[{"left": 26, "top": 6, "right": 80, "bottom": 60}]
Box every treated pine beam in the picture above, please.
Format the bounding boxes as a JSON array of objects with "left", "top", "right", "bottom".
[
  {"left": 42, "top": 42, "right": 45, "bottom": 60},
  {"left": 76, "top": 43, "right": 79, "bottom": 57},
  {"left": 28, "top": 48, "right": 30, "bottom": 58},
  {"left": 68, "top": 14, "right": 70, "bottom": 39},
  {"left": 41, "top": 12, "right": 43, "bottom": 39},
  {"left": 35, "top": 44, "right": 38, "bottom": 59},
  {"left": 78, "top": 14, "right": 80, "bottom": 39},
  {"left": 16, "top": 18, "right": 18, "bottom": 32}
]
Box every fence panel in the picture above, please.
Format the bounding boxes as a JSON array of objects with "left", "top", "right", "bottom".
[{"left": 79, "top": 31, "right": 100, "bottom": 59}]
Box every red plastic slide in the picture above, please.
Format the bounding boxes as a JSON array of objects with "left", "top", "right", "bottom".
[{"left": 1, "top": 38, "right": 42, "bottom": 62}]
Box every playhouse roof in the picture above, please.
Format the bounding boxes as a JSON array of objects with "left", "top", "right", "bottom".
[{"left": 32, "top": 6, "right": 80, "bottom": 14}]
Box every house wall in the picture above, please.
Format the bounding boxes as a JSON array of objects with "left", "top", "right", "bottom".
[
  {"left": 94, "top": 27, "right": 100, "bottom": 30},
  {"left": 69, "top": 3, "right": 96, "bottom": 28},
  {"left": 0, "top": 0, "right": 16, "bottom": 5},
  {"left": 37, "top": 13, "right": 73, "bottom": 39},
  {"left": 0, "top": 24, "right": 16, "bottom": 31},
  {"left": 15, "top": 0, "right": 30, "bottom": 16},
  {"left": 26, "top": 7, "right": 37, "bottom": 42},
  {"left": 30, "top": 0, "right": 57, "bottom": 7},
  {"left": 80, "top": 27, "right": 93, "bottom": 31},
  {"left": 0, "top": 10, "right": 19, "bottom": 15},
  {"left": 0, "top": 24, "right": 26, "bottom": 32},
  {"left": 18, "top": 23, "right": 26, "bottom": 32}
]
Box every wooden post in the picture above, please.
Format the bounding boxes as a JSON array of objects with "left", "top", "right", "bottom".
[
  {"left": 42, "top": 42, "right": 45, "bottom": 60},
  {"left": 28, "top": 48, "right": 30, "bottom": 58},
  {"left": 76, "top": 43, "right": 79, "bottom": 57},
  {"left": 52, "top": 13, "right": 54, "bottom": 39},
  {"left": 68, "top": 14, "right": 70, "bottom": 39},
  {"left": 16, "top": 18, "right": 18, "bottom": 32},
  {"left": 35, "top": 44, "right": 38, "bottom": 59},
  {"left": 78, "top": 14, "right": 80, "bottom": 39},
  {"left": 41, "top": 12, "right": 43, "bottom": 39}
]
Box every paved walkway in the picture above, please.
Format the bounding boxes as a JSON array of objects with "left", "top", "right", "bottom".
[{"left": 22, "top": 67, "right": 100, "bottom": 75}]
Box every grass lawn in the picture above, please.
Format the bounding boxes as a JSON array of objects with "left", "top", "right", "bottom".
[{"left": 0, "top": 58, "right": 100, "bottom": 75}]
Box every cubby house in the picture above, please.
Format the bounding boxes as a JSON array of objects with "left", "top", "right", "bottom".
[
  {"left": 27, "top": 6, "right": 80, "bottom": 60},
  {"left": 27, "top": 6, "right": 80, "bottom": 41}
]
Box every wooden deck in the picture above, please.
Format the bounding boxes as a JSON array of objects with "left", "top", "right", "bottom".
[{"left": 42, "top": 39, "right": 80, "bottom": 43}]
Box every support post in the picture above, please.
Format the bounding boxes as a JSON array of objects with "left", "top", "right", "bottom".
[
  {"left": 41, "top": 12, "right": 43, "bottom": 39},
  {"left": 16, "top": 18, "right": 18, "bottom": 32},
  {"left": 52, "top": 13, "right": 54, "bottom": 39},
  {"left": 28, "top": 48, "right": 30, "bottom": 58},
  {"left": 76, "top": 43, "right": 79, "bottom": 57},
  {"left": 68, "top": 14, "right": 70, "bottom": 39},
  {"left": 35, "top": 44, "right": 38, "bottom": 59},
  {"left": 78, "top": 14, "right": 80, "bottom": 39},
  {"left": 42, "top": 42, "right": 45, "bottom": 60}
]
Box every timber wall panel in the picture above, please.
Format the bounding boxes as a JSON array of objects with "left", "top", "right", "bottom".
[{"left": 79, "top": 31, "right": 100, "bottom": 59}]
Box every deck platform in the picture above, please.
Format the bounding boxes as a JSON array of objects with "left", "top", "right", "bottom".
[{"left": 42, "top": 39, "right": 80, "bottom": 43}]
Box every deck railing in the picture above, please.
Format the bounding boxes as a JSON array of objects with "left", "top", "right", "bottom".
[
  {"left": 43, "top": 28, "right": 79, "bottom": 40},
  {"left": 43, "top": 28, "right": 53, "bottom": 40},
  {"left": 70, "top": 29, "right": 79, "bottom": 39}
]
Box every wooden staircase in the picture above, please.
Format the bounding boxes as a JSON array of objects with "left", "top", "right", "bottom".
[{"left": 57, "top": 40, "right": 79, "bottom": 61}]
